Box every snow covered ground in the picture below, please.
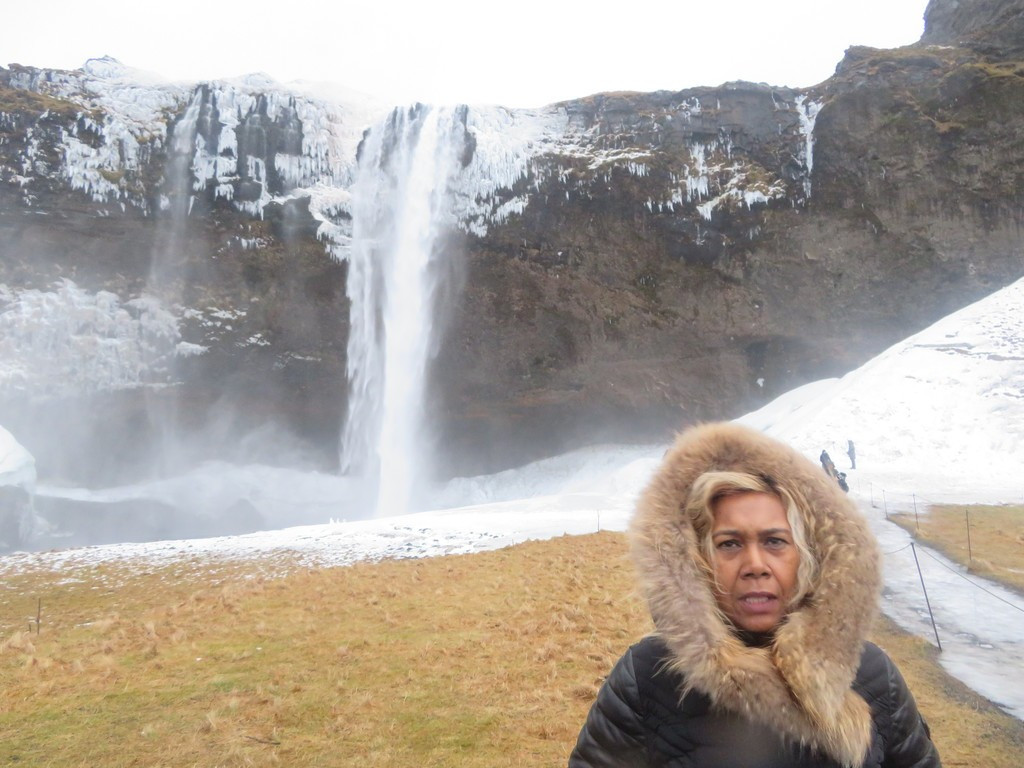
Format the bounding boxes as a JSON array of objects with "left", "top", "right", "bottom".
[
  {"left": 0, "top": 423, "right": 35, "bottom": 490},
  {"left": 4, "top": 276, "right": 1024, "bottom": 718}
]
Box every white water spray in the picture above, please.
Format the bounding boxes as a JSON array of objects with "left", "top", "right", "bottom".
[{"left": 341, "top": 105, "right": 467, "bottom": 517}]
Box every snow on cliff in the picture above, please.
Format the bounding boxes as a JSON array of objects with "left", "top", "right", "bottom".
[
  {"left": 0, "top": 424, "right": 34, "bottom": 490},
  {"left": 7, "top": 58, "right": 819, "bottom": 254}
]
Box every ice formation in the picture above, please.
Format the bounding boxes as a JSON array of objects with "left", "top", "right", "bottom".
[
  {"left": 795, "top": 95, "right": 822, "bottom": 198},
  {"left": 3, "top": 63, "right": 819, "bottom": 402},
  {"left": 7, "top": 62, "right": 819, "bottom": 255},
  {"left": 0, "top": 280, "right": 182, "bottom": 396}
]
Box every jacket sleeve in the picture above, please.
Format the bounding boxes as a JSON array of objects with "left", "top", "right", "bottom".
[
  {"left": 568, "top": 647, "right": 648, "bottom": 768},
  {"left": 868, "top": 647, "right": 941, "bottom": 768},
  {"left": 882, "top": 656, "right": 941, "bottom": 768}
]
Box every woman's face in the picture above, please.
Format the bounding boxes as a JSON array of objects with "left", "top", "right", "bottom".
[{"left": 710, "top": 491, "right": 800, "bottom": 634}]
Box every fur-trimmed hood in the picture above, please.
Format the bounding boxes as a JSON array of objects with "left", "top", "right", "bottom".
[{"left": 630, "top": 422, "right": 881, "bottom": 768}]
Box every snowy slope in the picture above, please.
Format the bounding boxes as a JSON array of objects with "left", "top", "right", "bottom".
[{"left": 739, "top": 275, "right": 1024, "bottom": 503}]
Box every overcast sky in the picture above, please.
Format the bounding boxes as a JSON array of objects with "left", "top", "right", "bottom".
[{"left": 4, "top": 1, "right": 928, "bottom": 108}]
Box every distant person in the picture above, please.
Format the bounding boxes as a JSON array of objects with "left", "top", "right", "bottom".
[
  {"left": 569, "top": 423, "right": 939, "bottom": 768},
  {"left": 819, "top": 449, "right": 837, "bottom": 478},
  {"left": 837, "top": 471, "right": 850, "bottom": 493},
  {"left": 848, "top": 439, "right": 857, "bottom": 469}
]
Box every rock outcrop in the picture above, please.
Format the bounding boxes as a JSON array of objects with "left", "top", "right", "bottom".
[
  {"left": 1, "top": 0, "right": 1023, "bottom": 488},
  {"left": 921, "top": 0, "right": 1024, "bottom": 56}
]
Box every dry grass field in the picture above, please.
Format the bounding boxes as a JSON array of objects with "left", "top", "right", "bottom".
[
  {"left": 891, "top": 503, "right": 1024, "bottom": 595},
  {"left": 1, "top": 531, "right": 1022, "bottom": 767}
]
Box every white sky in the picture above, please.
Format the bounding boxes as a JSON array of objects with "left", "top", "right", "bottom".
[{"left": 3, "top": 0, "right": 928, "bottom": 107}]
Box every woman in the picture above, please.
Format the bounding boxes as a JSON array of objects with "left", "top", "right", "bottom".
[{"left": 569, "top": 422, "right": 940, "bottom": 768}]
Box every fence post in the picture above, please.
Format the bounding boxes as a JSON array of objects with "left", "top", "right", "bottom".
[
  {"left": 882, "top": 490, "right": 888, "bottom": 519},
  {"left": 965, "top": 508, "right": 972, "bottom": 566},
  {"left": 913, "top": 493, "right": 919, "bottom": 531},
  {"left": 910, "top": 542, "right": 942, "bottom": 651}
]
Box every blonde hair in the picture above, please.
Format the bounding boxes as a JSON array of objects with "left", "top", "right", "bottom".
[{"left": 684, "top": 470, "right": 819, "bottom": 609}]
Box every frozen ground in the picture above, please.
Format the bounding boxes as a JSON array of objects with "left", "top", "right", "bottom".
[{"left": 4, "top": 277, "right": 1024, "bottom": 718}]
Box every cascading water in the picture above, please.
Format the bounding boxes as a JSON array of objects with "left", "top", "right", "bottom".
[
  {"left": 144, "top": 89, "right": 203, "bottom": 475},
  {"left": 340, "top": 104, "right": 467, "bottom": 518},
  {"left": 152, "top": 89, "right": 202, "bottom": 287}
]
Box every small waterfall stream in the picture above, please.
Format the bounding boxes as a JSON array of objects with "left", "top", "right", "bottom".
[
  {"left": 149, "top": 88, "right": 201, "bottom": 294},
  {"left": 340, "top": 104, "right": 467, "bottom": 517},
  {"left": 144, "top": 89, "right": 203, "bottom": 475}
]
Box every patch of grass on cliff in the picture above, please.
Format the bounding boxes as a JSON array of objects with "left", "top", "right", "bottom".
[
  {"left": 846, "top": 44, "right": 965, "bottom": 72},
  {"left": 890, "top": 504, "right": 1024, "bottom": 596},
  {"left": 99, "top": 168, "right": 125, "bottom": 185},
  {"left": 0, "top": 85, "right": 81, "bottom": 119},
  {"left": 959, "top": 60, "right": 1024, "bottom": 81},
  {"left": 1, "top": 533, "right": 1022, "bottom": 766}
]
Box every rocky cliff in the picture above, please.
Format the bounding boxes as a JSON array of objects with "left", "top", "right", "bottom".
[
  {"left": 921, "top": 0, "right": 1024, "bottom": 55},
  {"left": 441, "top": 0, "right": 1024, "bottom": 471},
  {"left": 2, "top": 0, "right": 1023, "bottom": 491}
]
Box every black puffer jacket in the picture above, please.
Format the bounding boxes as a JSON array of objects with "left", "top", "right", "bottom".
[
  {"left": 569, "top": 423, "right": 941, "bottom": 768},
  {"left": 569, "top": 636, "right": 940, "bottom": 768}
]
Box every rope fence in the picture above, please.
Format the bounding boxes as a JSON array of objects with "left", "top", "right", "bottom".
[
  {"left": 863, "top": 484, "right": 1024, "bottom": 523},
  {"left": 916, "top": 544, "right": 1024, "bottom": 616},
  {"left": 855, "top": 477, "right": 1024, "bottom": 651}
]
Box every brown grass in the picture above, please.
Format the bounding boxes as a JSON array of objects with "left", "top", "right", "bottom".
[
  {"left": 890, "top": 504, "right": 1024, "bottom": 596},
  {"left": 1, "top": 532, "right": 1021, "bottom": 766},
  {"left": 0, "top": 84, "right": 82, "bottom": 119}
]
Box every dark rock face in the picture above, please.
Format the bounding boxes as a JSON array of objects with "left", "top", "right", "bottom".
[
  {"left": 1, "top": 1, "right": 1024, "bottom": 485},
  {"left": 433, "top": 84, "right": 821, "bottom": 472},
  {"left": 435, "top": 42, "right": 1024, "bottom": 471},
  {"left": 922, "top": 0, "right": 1024, "bottom": 56}
]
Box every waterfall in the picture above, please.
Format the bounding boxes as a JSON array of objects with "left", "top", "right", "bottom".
[
  {"left": 143, "top": 89, "right": 204, "bottom": 476},
  {"left": 151, "top": 89, "right": 202, "bottom": 290},
  {"left": 340, "top": 104, "right": 467, "bottom": 517}
]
